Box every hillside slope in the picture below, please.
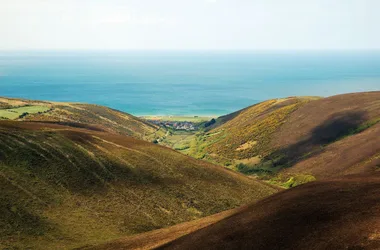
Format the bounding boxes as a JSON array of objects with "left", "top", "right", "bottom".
[
  {"left": 81, "top": 208, "right": 239, "bottom": 250},
  {"left": 188, "top": 96, "right": 317, "bottom": 164},
  {"left": 0, "top": 121, "right": 277, "bottom": 249},
  {"left": 0, "top": 97, "right": 164, "bottom": 141},
  {"left": 160, "top": 173, "right": 380, "bottom": 250},
  {"left": 189, "top": 92, "right": 380, "bottom": 183},
  {"left": 87, "top": 173, "right": 380, "bottom": 250},
  {"left": 268, "top": 91, "right": 380, "bottom": 179}
]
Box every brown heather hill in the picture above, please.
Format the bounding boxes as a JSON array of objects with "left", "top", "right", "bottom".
[
  {"left": 159, "top": 173, "right": 380, "bottom": 250},
  {"left": 269, "top": 91, "right": 380, "bottom": 179},
  {"left": 189, "top": 91, "right": 380, "bottom": 185},
  {"left": 81, "top": 208, "right": 240, "bottom": 250},
  {"left": 86, "top": 173, "right": 380, "bottom": 250},
  {"left": 0, "top": 121, "right": 277, "bottom": 249},
  {"left": 84, "top": 173, "right": 380, "bottom": 250},
  {"left": 0, "top": 97, "right": 165, "bottom": 141}
]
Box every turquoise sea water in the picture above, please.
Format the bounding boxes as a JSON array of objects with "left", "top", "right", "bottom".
[{"left": 0, "top": 51, "right": 379, "bottom": 116}]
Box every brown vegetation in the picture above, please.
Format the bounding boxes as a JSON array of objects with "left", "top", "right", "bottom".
[
  {"left": 92, "top": 173, "right": 380, "bottom": 250},
  {"left": 159, "top": 173, "right": 380, "bottom": 250},
  {"left": 266, "top": 91, "right": 380, "bottom": 180}
]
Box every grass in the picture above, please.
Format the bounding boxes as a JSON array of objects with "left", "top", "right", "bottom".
[
  {"left": 266, "top": 174, "right": 317, "bottom": 188},
  {"left": 282, "top": 175, "right": 317, "bottom": 188},
  {"left": 0, "top": 105, "right": 50, "bottom": 119},
  {"left": 159, "top": 130, "right": 196, "bottom": 152},
  {"left": 0, "top": 121, "right": 278, "bottom": 249}
]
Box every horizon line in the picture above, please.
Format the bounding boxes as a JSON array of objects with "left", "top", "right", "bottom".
[{"left": 1, "top": 48, "right": 380, "bottom": 53}]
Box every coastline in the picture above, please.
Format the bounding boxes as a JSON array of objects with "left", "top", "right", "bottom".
[{"left": 139, "top": 115, "right": 218, "bottom": 122}]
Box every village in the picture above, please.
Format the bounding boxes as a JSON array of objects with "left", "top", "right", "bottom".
[{"left": 147, "top": 119, "right": 197, "bottom": 131}]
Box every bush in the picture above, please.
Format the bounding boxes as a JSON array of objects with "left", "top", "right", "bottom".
[
  {"left": 19, "top": 112, "right": 29, "bottom": 119},
  {"left": 236, "top": 163, "right": 273, "bottom": 175},
  {"left": 204, "top": 118, "right": 216, "bottom": 128},
  {"left": 284, "top": 174, "right": 316, "bottom": 188}
]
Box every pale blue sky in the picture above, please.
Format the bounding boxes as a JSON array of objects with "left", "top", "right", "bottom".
[{"left": 1, "top": 0, "right": 379, "bottom": 50}]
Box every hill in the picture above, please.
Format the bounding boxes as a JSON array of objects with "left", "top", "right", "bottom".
[
  {"left": 267, "top": 91, "right": 380, "bottom": 180},
  {"left": 188, "top": 96, "right": 316, "bottom": 162},
  {"left": 0, "top": 97, "right": 165, "bottom": 141},
  {"left": 160, "top": 173, "right": 380, "bottom": 250},
  {"left": 90, "top": 173, "right": 380, "bottom": 250},
  {"left": 186, "top": 92, "right": 380, "bottom": 185},
  {"left": 0, "top": 121, "right": 277, "bottom": 249},
  {"left": 81, "top": 208, "right": 239, "bottom": 250}
]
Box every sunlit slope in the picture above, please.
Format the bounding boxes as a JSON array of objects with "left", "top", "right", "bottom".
[
  {"left": 159, "top": 173, "right": 380, "bottom": 250},
  {"left": 190, "top": 92, "right": 380, "bottom": 182},
  {"left": 189, "top": 96, "right": 316, "bottom": 164},
  {"left": 0, "top": 97, "right": 164, "bottom": 140},
  {"left": 0, "top": 121, "right": 277, "bottom": 249}
]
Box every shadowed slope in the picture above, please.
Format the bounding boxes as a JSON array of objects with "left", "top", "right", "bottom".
[
  {"left": 272, "top": 91, "right": 380, "bottom": 149},
  {"left": 159, "top": 174, "right": 380, "bottom": 250},
  {"left": 281, "top": 122, "right": 380, "bottom": 178},
  {"left": 0, "top": 121, "right": 277, "bottom": 249},
  {"left": 265, "top": 91, "right": 380, "bottom": 181}
]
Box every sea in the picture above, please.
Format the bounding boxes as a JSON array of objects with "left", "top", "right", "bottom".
[{"left": 0, "top": 50, "right": 379, "bottom": 116}]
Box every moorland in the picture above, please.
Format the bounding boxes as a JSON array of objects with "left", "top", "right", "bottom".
[{"left": 0, "top": 91, "right": 379, "bottom": 249}]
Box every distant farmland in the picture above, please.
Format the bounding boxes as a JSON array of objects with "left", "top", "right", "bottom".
[{"left": 0, "top": 105, "right": 50, "bottom": 119}]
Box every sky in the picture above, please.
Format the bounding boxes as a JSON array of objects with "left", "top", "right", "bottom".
[{"left": 0, "top": 0, "right": 380, "bottom": 51}]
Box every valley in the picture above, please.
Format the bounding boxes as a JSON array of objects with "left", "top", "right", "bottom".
[
  {"left": 155, "top": 92, "right": 380, "bottom": 188},
  {"left": 0, "top": 116, "right": 276, "bottom": 249},
  {"left": 0, "top": 91, "right": 379, "bottom": 249},
  {"left": 1, "top": 1, "right": 379, "bottom": 249}
]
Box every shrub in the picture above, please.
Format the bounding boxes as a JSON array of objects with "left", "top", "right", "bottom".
[
  {"left": 204, "top": 118, "right": 216, "bottom": 127},
  {"left": 284, "top": 174, "right": 316, "bottom": 188},
  {"left": 236, "top": 163, "right": 273, "bottom": 175}
]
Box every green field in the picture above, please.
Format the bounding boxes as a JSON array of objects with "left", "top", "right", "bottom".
[
  {"left": 0, "top": 105, "right": 50, "bottom": 119},
  {"left": 159, "top": 130, "right": 196, "bottom": 151}
]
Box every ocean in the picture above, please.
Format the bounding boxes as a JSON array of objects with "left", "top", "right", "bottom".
[{"left": 0, "top": 50, "right": 379, "bottom": 116}]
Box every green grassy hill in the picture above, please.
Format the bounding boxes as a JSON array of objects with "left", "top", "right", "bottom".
[
  {"left": 0, "top": 97, "right": 165, "bottom": 141},
  {"left": 0, "top": 121, "right": 277, "bottom": 249},
  {"left": 185, "top": 92, "right": 380, "bottom": 186}
]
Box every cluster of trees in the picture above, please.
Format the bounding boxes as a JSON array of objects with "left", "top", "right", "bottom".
[
  {"left": 18, "top": 112, "right": 29, "bottom": 119},
  {"left": 204, "top": 118, "right": 216, "bottom": 127}
]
